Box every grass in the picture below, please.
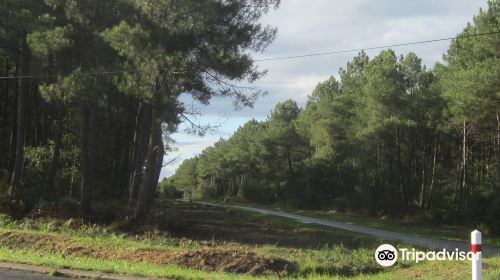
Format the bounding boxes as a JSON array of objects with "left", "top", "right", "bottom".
[
  {"left": 205, "top": 199, "right": 500, "bottom": 247},
  {"left": 293, "top": 210, "right": 500, "bottom": 247},
  {"left": 0, "top": 200, "right": 499, "bottom": 279},
  {"left": 357, "top": 258, "right": 500, "bottom": 280},
  {"left": 2, "top": 246, "right": 500, "bottom": 280},
  {"left": 0, "top": 247, "right": 263, "bottom": 280}
]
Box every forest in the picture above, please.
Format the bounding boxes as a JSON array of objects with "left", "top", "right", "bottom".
[
  {"left": 165, "top": 1, "right": 500, "bottom": 232},
  {"left": 0, "top": 0, "right": 280, "bottom": 222},
  {"left": 1, "top": 1, "right": 500, "bottom": 279}
]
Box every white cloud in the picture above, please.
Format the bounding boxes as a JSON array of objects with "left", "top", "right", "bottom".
[
  {"left": 161, "top": 0, "right": 490, "bottom": 179},
  {"left": 161, "top": 139, "right": 216, "bottom": 178},
  {"left": 282, "top": 74, "right": 331, "bottom": 101}
]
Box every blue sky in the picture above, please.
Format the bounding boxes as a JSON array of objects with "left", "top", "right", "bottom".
[{"left": 160, "top": 0, "right": 489, "bottom": 179}]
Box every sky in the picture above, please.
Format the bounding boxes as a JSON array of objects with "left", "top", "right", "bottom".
[{"left": 160, "top": 0, "right": 489, "bottom": 179}]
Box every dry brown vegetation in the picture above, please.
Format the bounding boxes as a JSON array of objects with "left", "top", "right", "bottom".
[{"left": 0, "top": 230, "right": 295, "bottom": 276}]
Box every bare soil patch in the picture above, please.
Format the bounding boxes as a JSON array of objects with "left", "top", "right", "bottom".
[{"left": 0, "top": 231, "right": 296, "bottom": 276}]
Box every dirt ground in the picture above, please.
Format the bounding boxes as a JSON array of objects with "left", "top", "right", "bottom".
[{"left": 0, "top": 230, "right": 296, "bottom": 276}]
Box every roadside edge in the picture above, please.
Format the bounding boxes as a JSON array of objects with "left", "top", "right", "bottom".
[{"left": 0, "top": 262, "right": 161, "bottom": 280}]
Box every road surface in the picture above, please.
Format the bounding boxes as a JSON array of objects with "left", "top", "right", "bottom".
[
  {"left": 0, "top": 271, "right": 64, "bottom": 280},
  {"left": 193, "top": 201, "right": 500, "bottom": 256}
]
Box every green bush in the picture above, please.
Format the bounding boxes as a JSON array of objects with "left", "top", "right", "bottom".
[{"left": 0, "top": 213, "right": 13, "bottom": 227}]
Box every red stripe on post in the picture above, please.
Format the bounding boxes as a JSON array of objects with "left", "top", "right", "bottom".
[{"left": 471, "top": 244, "right": 482, "bottom": 253}]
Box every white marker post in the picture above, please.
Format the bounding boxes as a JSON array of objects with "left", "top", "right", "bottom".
[{"left": 471, "top": 230, "right": 482, "bottom": 280}]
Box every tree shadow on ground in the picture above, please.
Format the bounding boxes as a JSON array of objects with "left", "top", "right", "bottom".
[{"left": 156, "top": 200, "right": 380, "bottom": 250}]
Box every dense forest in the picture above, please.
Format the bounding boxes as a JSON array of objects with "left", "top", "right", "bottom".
[
  {"left": 0, "top": 0, "right": 280, "bottom": 222},
  {"left": 165, "top": 1, "right": 500, "bottom": 231}
]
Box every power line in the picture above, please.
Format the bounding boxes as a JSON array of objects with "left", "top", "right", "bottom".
[
  {"left": 0, "top": 30, "right": 498, "bottom": 80},
  {"left": 253, "top": 30, "right": 500, "bottom": 62},
  {"left": 0, "top": 70, "right": 136, "bottom": 80},
  {"left": 0, "top": 69, "right": 187, "bottom": 80}
]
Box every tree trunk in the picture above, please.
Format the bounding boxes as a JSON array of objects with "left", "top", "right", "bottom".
[
  {"left": 46, "top": 101, "right": 63, "bottom": 194},
  {"left": 1, "top": 58, "right": 10, "bottom": 168},
  {"left": 80, "top": 102, "right": 95, "bottom": 216},
  {"left": 69, "top": 153, "right": 77, "bottom": 197},
  {"left": 460, "top": 119, "right": 467, "bottom": 210},
  {"left": 453, "top": 139, "right": 461, "bottom": 211},
  {"left": 31, "top": 82, "right": 39, "bottom": 146},
  {"left": 128, "top": 102, "right": 151, "bottom": 207},
  {"left": 285, "top": 146, "right": 294, "bottom": 177},
  {"left": 134, "top": 102, "right": 164, "bottom": 222},
  {"left": 427, "top": 131, "right": 438, "bottom": 211},
  {"left": 10, "top": 34, "right": 29, "bottom": 197},
  {"left": 372, "top": 144, "right": 382, "bottom": 215},
  {"left": 419, "top": 138, "right": 426, "bottom": 208},
  {"left": 496, "top": 112, "right": 500, "bottom": 147},
  {"left": 46, "top": 55, "right": 63, "bottom": 193},
  {"left": 396, "top": 126, "right": 408, "bottom": 211},
  {"left": 496, "top": 112, "right": 500, "bottom": 188}
]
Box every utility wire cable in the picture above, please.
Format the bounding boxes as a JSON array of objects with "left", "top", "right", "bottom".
[
  {"left": 0, "top": 69, "right": 186, "bottom": 80},
  {"left": 0, "top": 70, "right": 137, "bottom": 80},
  {"left": 254, "top": 30, "right": 500, "bottom": 62},
  {"left": 0, "top": 30, "right": 498, "bottom": 80}
]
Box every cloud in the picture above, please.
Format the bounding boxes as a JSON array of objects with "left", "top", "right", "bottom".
[
  {"left": 282, "top": 74, "right": 331, "bottom": 101},
  {"left": 161, "top": 0, "right": 489, "bottom": 179},
  {"left": 161, "top": 137, "right": 217, "bottom": 178}
]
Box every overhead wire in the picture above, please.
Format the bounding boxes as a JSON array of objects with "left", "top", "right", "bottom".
[
  {"left": 0, "top": 30, "right": 498, "bottom": 80},
  {"left": 254, "top": 30, "right": 500, "bottom": 62}
]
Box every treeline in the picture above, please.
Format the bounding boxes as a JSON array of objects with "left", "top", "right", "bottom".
[
  {"left": 165, "top": 1, "right": 500, "bottom": 230},
  {"left": 0, "top": 0, "right": 279, "bottom": 221}
]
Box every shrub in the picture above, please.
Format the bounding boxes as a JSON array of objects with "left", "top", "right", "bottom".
[{"left": 0, "top": 213, "right": 13, "bottom": 227}]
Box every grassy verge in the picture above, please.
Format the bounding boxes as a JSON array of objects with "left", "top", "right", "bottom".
[
  {"left": 0, "top": 200, "right": 499, "bottom": 279},
  {"left": 2, "top": 246, "right": 500, "bottom": 280},
  {"left": 0, "top": 247, "right": 250, "bottom": 280}
]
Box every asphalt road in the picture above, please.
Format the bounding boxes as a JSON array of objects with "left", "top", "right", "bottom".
[
  {"left": 0, "top": 271, "right": 65, "bottom": 280},
  {"left": 193, "top": 201, "right": 500, "bottom": 256}
]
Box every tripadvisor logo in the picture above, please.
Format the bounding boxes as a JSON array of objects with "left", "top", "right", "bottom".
[
  {"left": 375, "top": 244, "right": 398, "bottom": 267},
  {"left": 375, "top": 244, "right": 474, "bottom": 267}
]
